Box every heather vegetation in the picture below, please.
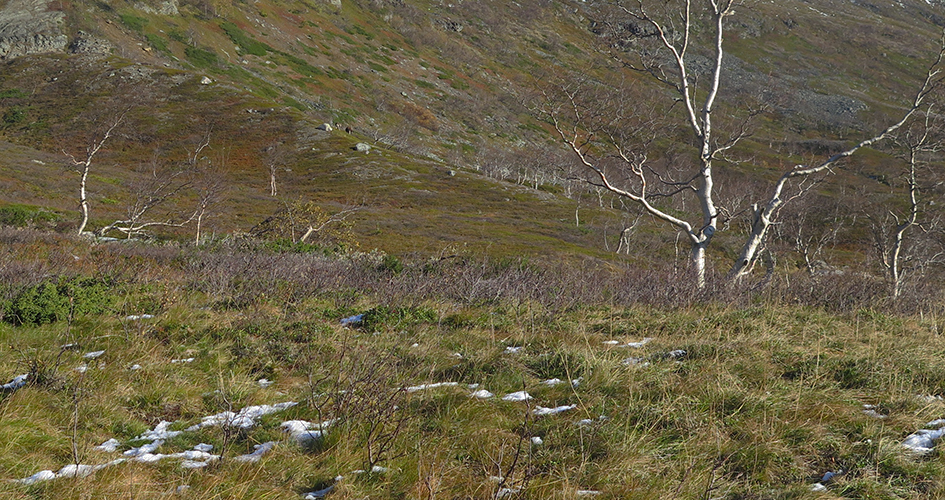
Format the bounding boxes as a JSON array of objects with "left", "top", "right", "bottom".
[
  {"left": 3, "top": 0, "right": 945, "bottom": 498},
  {"left": 2, "top": 228, "right": 945, "bottom": 499}
]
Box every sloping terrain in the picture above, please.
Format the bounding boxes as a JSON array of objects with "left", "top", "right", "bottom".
[{"left": 0, "top": 0, "right": 944, "bottom": 269}]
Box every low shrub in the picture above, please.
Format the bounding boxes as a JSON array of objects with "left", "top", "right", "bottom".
[{"left": 3, "top": 276, "right": 115, "bottom": 326}]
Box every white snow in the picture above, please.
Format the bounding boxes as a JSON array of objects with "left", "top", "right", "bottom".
[
  {"left": 17, "top": 470, "right": 57, "bottom": 484},
  {"left": 125, "top": 439, "right": 164, "bottom": 457},
  {"left": 496, "top": 487, "right": 521, "bottom": 498},
  {"left": 129, "top": 364, "right": 143, "bottom": 371},
  {"left": 541, "top": 378, "right": 564, "bottom": 386},
  {"left": 621, "top": 357, "right": 649, "bottom": 366},
  {"left": 625, "top": 338, "right": 653, "bottom": 348},
  {"left": 504, "top": 346, "right": 523, "bottom": 354},
  {"left": 533, "top": 404, "right": 577, "bottom": 416},
  {"left": 124, "top": 314, "right": 155, "bottom": 321},
  {"left": 903, "top": 419, "right": 945, "bottom": 453},
  {"left": 171, "top": 358, "right": 195, "bottom": 364},
  {"left": 810, "top": 483, "right": 827, "bottom": 491},
  {"left": 281, "top": 420, "right": 329, "bottom": 445},
  {"left": 303, "top": 484, "right": 335, "bottom": 499},
  {"left": 601, "top": 340, "right": 620, "bottom": 345},
  {"left": 470, "top": 389, "right": 494, "bottom": 399},
  {"left": 502, "top": 391, "right": 533, "bottom": 401},
  {"left": 96, "top": 438, "right": 120, "bottom": 452},
  {"left": 576, "top": 491, "right": 602, "bottom": 496},
  {"left": 83, "top": 350, "right": 106, "bottom": 359},
  {"left": 17, "top": 402, "right": 298, "bottom": 483},
  {"left": 186, "top": 402, "right": 298, "bottom": 431},
  {"left": 405, "top": 382, "right": 459, "bottom": 393},
  {"left": 257, "top": 378, "right": 273, "bottom": 388},
  {"left": 234, "top": 442, "right": 277, "bottom": 463},
  {"left": 862, "top": 405, "right": 886, "bottom": 419},
  {"left": 16, "top": 460, "right": 125, "bottom": 484},
  {"left": 530, "top": 436, "right": 543, "bottom": 445},
  {"left": 1, "top": 373, "right": 28, "bottom": 391}
]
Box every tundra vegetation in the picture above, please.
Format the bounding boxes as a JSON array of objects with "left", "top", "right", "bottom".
[{"left": 3, "top": 0, "right": 945, "bottom": 498}]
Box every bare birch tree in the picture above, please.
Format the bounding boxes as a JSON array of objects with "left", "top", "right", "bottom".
[
  {"left": 98, "top": 133, "right": 216, "bottom": 239},
  {"left": 873, "top": 107, "right": 945, "bottom": 298},
  {"left": 64, "top": 113, "right": 124, "bottom": 235},
  {"left": 539, "top": 0, "right": 945, "bottom": 288}
]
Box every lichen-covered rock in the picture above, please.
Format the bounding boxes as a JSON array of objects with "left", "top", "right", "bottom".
[
  {"left": 69, "top": 31, "right": 112, "bottom": 56},
  {"left": 0, "top": 0, "right": 68, "bottom": 59},
  {"left": 134, "top": 0, "right": 179, "bottom": 16}
]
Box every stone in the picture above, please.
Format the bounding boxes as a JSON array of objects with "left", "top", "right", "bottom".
[
  {"left": 316, "top": 123, "right": 333, "bottom": 132},
  {"left": 69, "top": 31, "right": 112, "bottom": 56},
  {"left": 354, "top": 143, "right": 371, "bottom": 152},
  {"left": 0, "top": 0, "right": 68, "bottom": 59},
  {"left": 200, "top": 76, "right": 213, "bottom": 85}
]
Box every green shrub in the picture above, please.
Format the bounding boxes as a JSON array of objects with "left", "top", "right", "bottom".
[
  {"left": 359, "top": 306, "right": 438, "bottom": 332},
  {"left": 220, "top": 21, "right": 271, "bottom": 57},
  {"left": 0, "top": 88, "right": 27, "bottom": 99},
  {"left": 185, "top": 46, "right": 219, "bottom": 68},
  {"left": 4, "top": 277, "right": 115, "bottom": 326},
  {"left": 3, "top": 106, "right": 25, "bottom": 125},
  {"left": 145, "top": 33, "right": 169, "bottom": 53},
  {"left": 0, "top": 204, "right": 59, "bottom": 227},
  {"left": 378, "top": 254, "right": 403, "bottom": 274},
  {"left": 119, "top": 13, "right": 149, "bottom": 32}
]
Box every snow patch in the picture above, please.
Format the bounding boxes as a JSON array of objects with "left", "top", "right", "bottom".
[
  {"left": 502, "top": 391, "right": 533, "bottom": 401},
  {"left": 406, "top": 381, "right": 459, "bottom": 393},
  {"left": 903, "top": 419, "right": 945, "bottom": 453},
  {"left": 1, "top": 373, "right": 28, "bottom": 391},
  {"left": 533, "top": 404, "right": 577, "bottom": 416}
]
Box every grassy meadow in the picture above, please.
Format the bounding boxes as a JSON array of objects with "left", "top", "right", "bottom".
[{"left": 1, "top": 228, "right": 945, "bottom": 499}]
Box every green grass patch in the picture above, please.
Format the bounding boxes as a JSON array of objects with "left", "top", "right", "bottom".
[
  {"left": 185, "top": 46, "right": 219, "bottom": 68},
  {"left": 220, "top": 21, "right": 272, "bottom": 57},
  {"left": 118, "top": 12, "right": 149, "bottom": 32}
]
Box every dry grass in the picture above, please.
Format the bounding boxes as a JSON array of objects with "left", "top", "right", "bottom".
[{"left": 0, "top": 230, "right": 944, "bottom": 498}]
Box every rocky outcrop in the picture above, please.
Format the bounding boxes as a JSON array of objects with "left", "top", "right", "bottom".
[
  {"left": 69, "top": 30, "right": 112, "bottom": 56},
  {"left": 134, "top": 0, "right": 179, "bottom": 16},
  {"left": 0, "top": 0, "right": 67, "bottom": 59}
]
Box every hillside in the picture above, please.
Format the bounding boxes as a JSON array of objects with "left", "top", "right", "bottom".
[
  {"left": 0, "top": 0, "right": 944, "bottom": 275},
  {"left": 6, "top": 1, "right": 945, "bottom": 498}
]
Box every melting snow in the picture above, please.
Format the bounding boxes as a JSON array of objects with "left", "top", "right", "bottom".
[
  {"left": 186, "top": 402, "right": 298, "bottom": 431},
  {"left": 234, "top": 441, "right": 277, "bottom": 463},
  {"left": 303, "top": 483, "right": 335, "bottom": 499},
  {"left": 502, "top": 391, "right": 533, "bottom": 401},
  {"left": 281, "top": 420, "right": 331, "bottom": 445},
  {"left": 96, "top": 438, "right": 120, "bottom": 452},
  {"left": 470, "top": 389, "right": 494, "bottom": 399},
  {"left": 533, "top": 404, "right": 576, "bottom": 416},
  {"left": 862, "top": 405, "right": 886, "bottom": 419},
  {"left": 83, "top": 350, "right": 105, "bottom": 359},
  {"left": 903, "top": 419, "right": 945, "bottom": 453},
  {"left": 1, "top": 373, "right": 28, "bottom": 391},
  {"left": 405, "top": 382, "right": 459, "bottom": 393},
  {"left": 124, "top": 314, "right": 155, "bottom": 321},
  {"left": 340, "top": 314, "right": 363, "bottom": 326},
  {"left": 576, "top": 491, "right": 602, "bottom": 496},
  {"left": 504, "top": 346, "right": 523, "bottom": 354},
  {"left": 171, "top": 358, "right": 195, "bottom": 364},
  {"left": 531, "top": 436, "right": 543, "bottom": 445},
  {"left": 541, "top": 378, "right": 564, "bottom": 386},
  {"left": 625, "top": 338, "right": 653, "bottom": 348}
]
